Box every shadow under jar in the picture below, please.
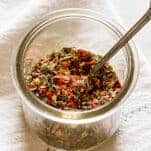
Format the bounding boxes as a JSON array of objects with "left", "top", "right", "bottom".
[{"left": 12, "top": 9, "right": 139, "bottom": 151}]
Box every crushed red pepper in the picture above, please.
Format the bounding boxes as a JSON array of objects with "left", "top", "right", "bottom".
[{"left": 24, "top": 47, "right": 122, "bottom": 110}]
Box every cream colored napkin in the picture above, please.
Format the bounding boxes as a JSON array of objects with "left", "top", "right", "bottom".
[{"left": 0, "top": 1, "right": 151, "bottom": 151}]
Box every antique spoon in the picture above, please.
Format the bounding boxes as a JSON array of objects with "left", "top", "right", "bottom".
[{"left": 92, "top": 2, "right": 151, "bottom": 75}]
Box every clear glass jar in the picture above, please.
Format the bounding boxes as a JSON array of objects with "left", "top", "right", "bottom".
[{"left": 12, "top": 9, "right": 139, "bottom": 151}]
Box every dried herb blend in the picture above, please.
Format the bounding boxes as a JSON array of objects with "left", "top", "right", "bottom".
[{"left": 25, "top": 47, "right": 121, "bottom": 110}]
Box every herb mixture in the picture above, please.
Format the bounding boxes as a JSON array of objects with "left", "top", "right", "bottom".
[{"left": 25, "top": 48, "right": 121, "bottom": 110}]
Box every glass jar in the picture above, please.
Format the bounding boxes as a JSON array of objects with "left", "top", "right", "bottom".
[{"left": 12, "top": 9, "right": 139, "bottom": 150}]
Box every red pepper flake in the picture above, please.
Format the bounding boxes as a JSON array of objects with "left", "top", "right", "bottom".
[
  {"left": 114, "top": 81, "right": 121, "bottom": 89},
  {"left": 47, "top": 99, "right": 52, "bottom": 105},
  {"left": 77, "top": 49, "right": 91, "bottom": 61},
  {"left": 25, "top": 47, "right": 122, "bottom": 111},
  {"left": 59, "top": 85, "right": 67, "bottom": 90},
  {"left": 70, "top": 75, "right": 78, "bottom": 84},
  {"left": 39, "top": 88, "right": 48, "bottom": 94},
  {"left": 69, "top": 100, "right": 78, "bottom": 109},
  {"left": 61, "top": 61, "right": 69, "bottom": 68},
  {"left": 27, "top": 83, "right": 37, "bottom": 91},
  {"left": 77, "top": 49, "right": 90, "bottom": 57},
  {"left": 56, "top": 78, "right": 65, "bottom": 85},
  {"left": 45, "top": 90, "right": 52, "bottom": 98}
]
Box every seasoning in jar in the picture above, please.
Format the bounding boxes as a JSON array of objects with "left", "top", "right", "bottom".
[{"left": 24, "top": 47, "right": 122, "bottom": 110}]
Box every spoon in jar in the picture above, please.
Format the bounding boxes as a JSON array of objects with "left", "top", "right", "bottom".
[{"left": 92, "top": 2, "right": 151, "bottom": 75}]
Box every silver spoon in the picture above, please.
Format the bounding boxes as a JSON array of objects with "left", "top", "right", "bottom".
[{"left": 92, "top": 2, "right": 151, "bottom": 74}]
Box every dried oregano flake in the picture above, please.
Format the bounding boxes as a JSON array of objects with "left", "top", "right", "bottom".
[{"left": 25, "top": 47, "right": 122, "bottom": 110}]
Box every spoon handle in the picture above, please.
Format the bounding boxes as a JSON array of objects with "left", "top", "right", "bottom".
[{"left": 93, "top": 8, "right": 151, "bottom": 74}]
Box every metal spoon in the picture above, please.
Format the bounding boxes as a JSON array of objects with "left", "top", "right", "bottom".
[{"left": 92, "top": 2, "right": 151, "bottom": 75}]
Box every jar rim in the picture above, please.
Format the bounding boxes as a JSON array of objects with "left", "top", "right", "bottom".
[{"left": 12, "top": 8, "right": 139, "bottom": 124}]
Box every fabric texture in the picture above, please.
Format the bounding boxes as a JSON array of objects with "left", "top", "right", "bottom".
[{"left": 0, "top": 0, "right": 151, "bottom": 151}]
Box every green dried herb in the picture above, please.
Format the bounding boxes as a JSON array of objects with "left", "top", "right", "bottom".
[{"left": 25, "top": 47, "right": 122, "bottom": 110}]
